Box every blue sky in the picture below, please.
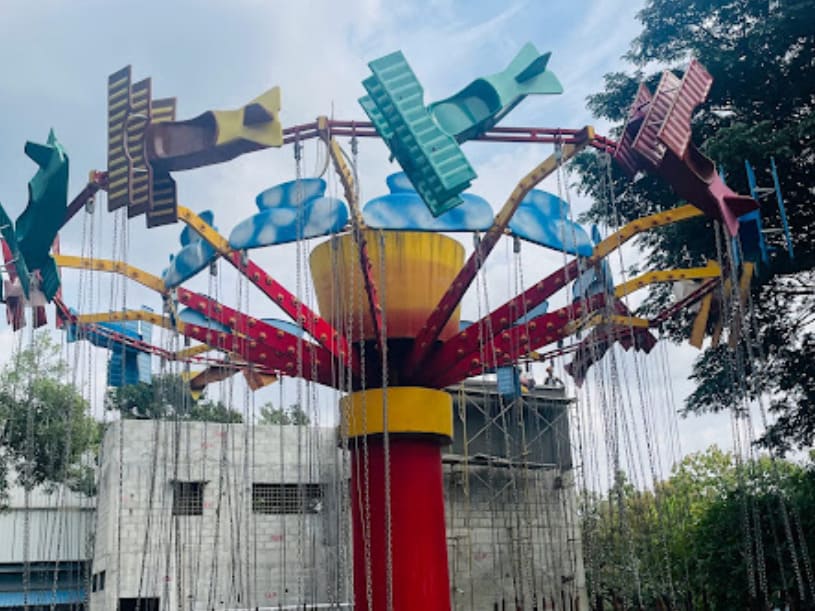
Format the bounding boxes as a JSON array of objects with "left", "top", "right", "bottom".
[{"left": 0, "top": 0, "right": 737, "bottom": 482}]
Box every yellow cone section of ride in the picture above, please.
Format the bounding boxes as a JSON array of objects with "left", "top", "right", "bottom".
[
  {"left": 340, "top": 387, "right": 453, "bottom": 442},
  {"left": 310, "top": 230, "right": 464, "bottom": 342}
]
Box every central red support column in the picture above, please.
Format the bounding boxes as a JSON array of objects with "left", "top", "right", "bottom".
[
  {"left": 350, "top": 437, "right": 451, "bottom": 611},
  {"left": 311, "top": 233, "right": 461, "bottom": 610}
]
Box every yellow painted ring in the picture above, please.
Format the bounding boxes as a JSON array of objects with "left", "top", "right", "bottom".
[{"left": 340, "top": 387, "right": 452, "bottom": 443}]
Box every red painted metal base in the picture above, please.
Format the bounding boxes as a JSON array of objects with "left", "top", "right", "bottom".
[{"left": 350, "top": 437, "right": 451, "bottom": 611}]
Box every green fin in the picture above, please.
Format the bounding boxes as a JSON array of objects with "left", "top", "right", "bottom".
[
  {"left": 24, "top": 142, "right": 53, "bottom": 168},
  {"left": 515, "top": 51, "right": 551, "bottom": 83}
]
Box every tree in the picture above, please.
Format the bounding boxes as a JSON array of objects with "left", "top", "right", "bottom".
[
  {"left": 686, "top": 453, "right": 815, "bottom": 609},
  {"left": 0, "top": 332, "right": 99, "bottom": 503},
  {"left": 572, "top": 0, "right": 815, "bottom": 453},
  {"left": 257, "top": 402, "right": 310, "bottom": 425},
  {"left": 582, "top": 447, "right": 815, "bottom": 609},
  {"left": 581, "top": 471, "right": 669, "bottom": 608},
  {"left": 105, "top": 373, "right": 243, "bottom": 423}
]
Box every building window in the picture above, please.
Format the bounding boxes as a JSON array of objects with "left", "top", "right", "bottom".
[
  {"left": 172, "top": 481, "right": 205, "bottom": 516},
  {"left": 252, "top": 483, "right": 323, "bottom": 514},
  {"left": 99, "top": 570, "right": 106, "bottom": 591},
  {"left": 119, "top": 597, "right": 160, "bottom": 611}
]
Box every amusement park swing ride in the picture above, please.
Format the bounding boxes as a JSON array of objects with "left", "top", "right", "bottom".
[{"left": 0, "top": 41, "right": 795, "bottom": 610}]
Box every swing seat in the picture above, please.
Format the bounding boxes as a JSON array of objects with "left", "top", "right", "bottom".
[{"left": 737, "top": 209, "right": 771, "bottom": 266}]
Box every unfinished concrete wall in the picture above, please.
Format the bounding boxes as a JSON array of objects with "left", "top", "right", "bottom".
[
  {"left": 89, "top": 420, "right": 348, "bottom": 611},
  {"left": 91, "top": 382, "right": 587, "bottom": 610},
  {"left": 444, "top": 381, "right": 588, "bottom": 610}
]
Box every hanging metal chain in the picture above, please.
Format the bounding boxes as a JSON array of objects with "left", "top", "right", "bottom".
[
  {"left": 471, "top": 240, "right": 501, "bottom": 603},
  {"left": 378, "top": 230, "right": 394, "bottom": 611},
  {"left": 76, "top": 195, "right": 96, "bottom": 608},
  {"left": 725, "top": 234, "right": 772, "bottom": 604},
  {"left": 332, "top": 228, "right": 352, "bottom": 604},
  {"left": 738, "top": 239, "right": 812, "bottom": 601},
  {"left": 606, "top": 154, "right": 678, "bottom": 605},
  {"left": 21, "top": 324, "right": 36, "bottom": 610},
  {"left": 714, "top": 222, "right": 759, "bottom": 601},
  {"left": 513, "top": 241, "right": 535, "bottom": 601},
  {"left": 293, "top": 135, "right": 308, "bottom": 604},
  {"left": 346, "top": 134, "right": 374, "bottom": 611}
]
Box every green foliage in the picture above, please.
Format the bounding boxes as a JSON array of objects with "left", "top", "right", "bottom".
[
  {"left": 105, "top": 373, "right": 243, "bottom": 423},
  {"left": 572, "top": 0, "right": 815, "bottom": 453},
  {"left": 583, "top": 447, "right": 815, "bottom": 609},
  {"left": 186, "top": 400, "right": 244, "bottom": 424},
  {"left": 760, "top": 334, "right": 815, "bottom": 453},
  {"left": 257, "top": 402, "right": 310, "bottom": 425},
  {"left": 0, "top": 332, "right": 99, "bottom": 502}
]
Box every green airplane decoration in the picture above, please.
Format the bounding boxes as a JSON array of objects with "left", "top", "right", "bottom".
[
  {"left": 0, "top": 129, "right": 68, "bottom": 304},
  {"left": 360, "top": 42, "right": 563, "bottom": 216}
]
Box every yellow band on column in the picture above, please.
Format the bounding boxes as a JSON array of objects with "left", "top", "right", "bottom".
[{"left": 340, "top": 387, "right": 453, "bottom": 443}]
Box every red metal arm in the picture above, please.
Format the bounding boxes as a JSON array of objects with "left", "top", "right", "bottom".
[
  {"left": 419, "top": 259, "right": 582, "bottom": 380},
  {"left": 179, "top": 321, "right": 337, "bottom": 387},
  {"left": 58, "top": 294, "right": 338, "bottom": 387},
  {"left": 61, "top": 171, "right": 108, "bottom": 229},
  {"left": 402, "top": 129, "right": 595, "bottom": 379},
  {"left": 649, "top": 277, "right": 719, "bottom": 326},
  {"left": 425, "top": 295, "right": 607, "bottom": 388},
  {"left": 429, "top": 203, "right": 707, "bottom": 380},
  {"left": 55, "top": 297, "right": 182, "bottom": 363},
  {"left": 224, "top": 251, "right": 358, "bottom": 378},
  {"left": 176, "top": 287, "right": 344, "bottom": 388},
  {"left": 176, "top": 207, "right": 359, "bottom": 376}
]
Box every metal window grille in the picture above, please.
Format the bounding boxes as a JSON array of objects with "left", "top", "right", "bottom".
[
  {"left": 252, "top": 483, "right": 323, "bottom": 514},
  {"left": 172, "top": 481, "right": 204, "bottom": 516}
]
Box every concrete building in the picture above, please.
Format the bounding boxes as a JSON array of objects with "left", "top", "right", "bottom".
[
  {"left": 445, "top": 379, "right": 587, "bottom": 610},
  {"left": 88, "top": 380, "right": 586, "bottom": 610},
  {"left": 89, "top": 421, "right": 347, "bottom": 610},
  {"left": 0, "top": 474, "right": 94, "bottom": 610}
]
